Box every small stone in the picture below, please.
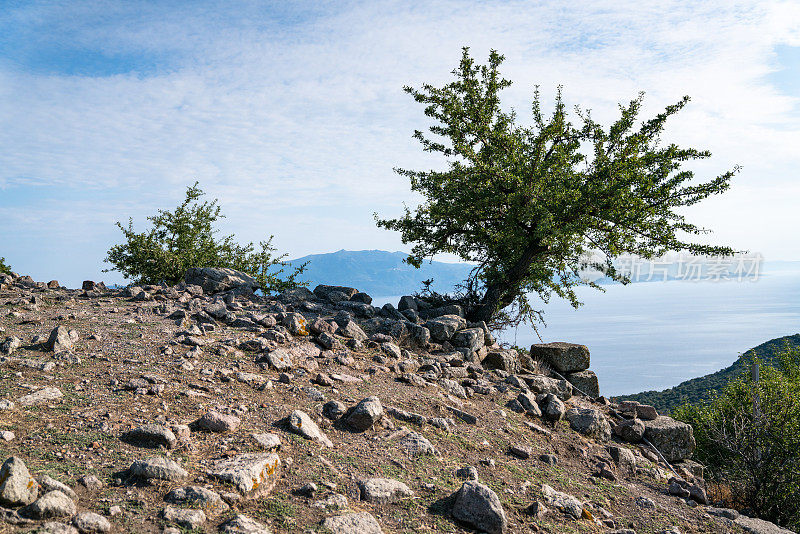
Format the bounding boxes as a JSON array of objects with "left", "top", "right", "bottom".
[
  {"left": 72, "top": 512, "right": 111, "bottom": 533},
  {"left": 197, "top": 410, "right": 240, "bottom": 433},
  {"left": 323, "top": 400, "right": 346, "bottom": 420},
  {"left": 39, "top": 523, "right": 78, "bottom": 534},
  {"left": 252, "top": 433, "right": 281, "bottom": 451},
  {"left": 358, "top": 478, "right": 413, "bottom": 503},
  {"left": 207, "top": 453, "right": 281, "bottom": 496},
  {"left": 165, "top": 486, "right": 229, "bottom": 516},
  {"left": 77, "top": 475, "right": 103, "bottom": 490},
  {"left": 321, "top": 512, "right": 383, "bottom": 534},
  {"left": 541, "top": 484, "right": 583, "bottom": 519},
  {"left": 121, "top": 424, "right": 177, "bottom": 449},
  {"left": 565, "top": 407, "right": 611, "bottom": 441},
  {"left": 636, "top": 496, "right": 656, "bottom": 508},
  {"left": 18, "top": 387, "right": 63, "bottom": 407},
  {"left": 162, "top": 504, "right": 206, "bottom": 529},
  {"left": 287, "top": 410, "right": 333, "bottom": 447},
  {"left": 455, "top": 466, "right": 478, "bottom": 481},
  {"left": 46, "top": 326, "right": 78, "bottom": 352},
  {"left": 539, "top": 454, "right": 558, "bottom": 465},
  {"left": 220, "top": 514, "right": 273, "bottom": 533},
  {"left": 509, "top": 445, "right": 532, "bottom": 459},
  {"left": 312, "top": 493, "right": 349, "bottom": 510},
  {"left": 613, "top": 418, "right": 645, "bottom": 443},
  {"left": 128, "top": 457, "right": 187, "bottom": 481},
  {"left": 36, "top": 475, "right": 76, "bottom": 499}
]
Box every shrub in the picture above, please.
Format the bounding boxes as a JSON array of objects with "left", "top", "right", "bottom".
[
  {"left": 673, "top": 349, "right": 800, "bottom": 529},
  {"left": 0, "top": 257, "right": 11, "bottom": 275},
  {"left": 104, "top": 183, "right": 306, "bottom": 292}
]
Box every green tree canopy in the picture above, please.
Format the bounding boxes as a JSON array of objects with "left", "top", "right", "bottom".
[
  {"left": 377, "top": 48, "right": 737, "bottom": 325},
  {"left": 104, "top": 183, "right": 306, "bottom": 292},
  {"left": 0, "top": 257, "right": 11, "bottom": 276}
]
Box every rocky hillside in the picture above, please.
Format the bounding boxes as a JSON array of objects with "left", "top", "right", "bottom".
[{"left": 0, "top": 269, "right": 792, "bottom": 534}]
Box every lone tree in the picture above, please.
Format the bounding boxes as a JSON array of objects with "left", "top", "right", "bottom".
[
  {"left": 0, "top": 257, "right": 11, "bottom": 276},
  {"left": 377, "top": 48, "right": 737, "bottom": 325},
  {"left": 105, "top": 183, "right": 306, "bottom": 292}
]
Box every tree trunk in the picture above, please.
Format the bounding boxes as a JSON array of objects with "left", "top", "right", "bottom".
[{"left": 469, "top": 240, "right": 548, "bottom": 323}]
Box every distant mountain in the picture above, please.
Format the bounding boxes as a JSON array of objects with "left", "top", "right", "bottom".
[
  {"left": 285, "top": 249, "right": 473, "bottom": 298},
  {"left": 616, "top": 333, "right": 800, "bottom": 413}
]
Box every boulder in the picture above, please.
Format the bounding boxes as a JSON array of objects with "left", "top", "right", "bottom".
[
  {"left": 530, "top": 342, "right": 590, "bottom": 373},
  {"left": 613, "top": 418, "right": 645, "bottom": 443},
  {"left": 424, "top": 315, "right": 467, "bottom": 342},
  {"left": 452, "top": 481, "right": 507, "bottom": 534},
  {"left": 313, "top": 285, "right": 358, "bottom": 301},
  {"left": 523, "top": 375, "right": 572, "bottom": 401},
  {"left": 642, "top": 416, "right": 696, "bottom": 462},
  {"left": 541, "top": 484, "right": 583, "bottom": 519},
  {"left": 197, "top": 410, "right": 240, "bottom": 433},
  {"left": 46, "top": 326, "right": 77, "bottom": 352},
  {"left": 165, "top": 486, "right": 229, "bottom": 516},
  {"left": 608, "top": 445, "right": 637, "bottom": 472},
  {"left": 0, "top": 456, "right": 38, "bottom": 506},
  {"left": 566, "top": 408, "right": 611, "bottom": 441},
  {"left": 207, "top": 453, "right": 281, "bottom": 496},
  {"left": 564, "top": 370, "right": 599, "bottom": 398},
  {"left": 162, "top": 505, "right": 206, "bottom": 529},
  {"left": 482, "top": 351, "right": 521, "bottom": 374},
  {"left": 451, "top": 328, "right": 485, "bottom": 351},
  {"left": 540, "top": 394, "right": 566, "bottom": 424},
  {"left": 185, "top": 267, "right": 258, "bottom": 294},
  {"left": 397, "top": 296, "right": 418, "bottom": 311},
  {"left": 72, "top": 512, "right": 111, "bottom": 533}
]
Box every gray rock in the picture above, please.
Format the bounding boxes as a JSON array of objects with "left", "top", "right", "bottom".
[
  {"left": 165, "top": 486, "right": 228, "bottom": 516},
  {"left": 482, "top": 351, "right": 521, "bottom": 374},
  {"left": 287, "top": 410, "right": 333, "bottom": 447},
  {"left": 636, "top": 404, "right": 659, "bottom": 420},
  {"left": 36, "top": 475, "right": 76, "bottom": 499},
  {"left": 128, "top": 456, "right": 188, "bottom": 481},
  {"left": 336, "top": 301, "right": 376, "bottom": 318},
  {"left": 346, "top": 397, "right": 383, "bottom": 431},
  {"left": 530, "top": 342, "right": 590, "bottom": 373},
  {"left": 162, "top": 504, "right": 206, "bottom": 529},
  {"left": 0, "top": 456, "right": 38, "bottom": 506},
  {"left": 352, "top": 292, "right": 372, "bottom": 304},
  {"left": 0, "top": 336, "right": 21, "bottom": 355},
  {"left": 398, "top": 296, "right": 417, "bottom": 311},
  {"left": 452, "top": 480, "right": 507, "bottom": 534},
  {"left": 455, "top": 466, "right": 478, "bottom": 481},
  {"left": 220, "top": 514, "right": 273, "bottom": 533},
  {"left": 397, "top": 431, "right": 437, "bottom": 457},
  {"left": 322, "top": 512, "right": 383, "bottom": 534},
  {"left": 564, "top": 370, "right": 599, "bottom": 398},
  {"left": 517, "top": 392, "right": 542, "bottom": 417},
  {"left": 264, "top": 348, "right": 294, "bottom": 370},
  {"left": 408, "top": 324, "right": 430, "bottom": 346},
  {"left": 121, "top": 424, "right": 177, "bottom": 449},
  {"left": 312, "top": 493, "right": 349, "bottom": 510},
  {"left": 185, "top": 267, "right": 258, "bottom": 294},
  {"left": 642, "top": 416, "right": 696, "bottom": 462},
  {"left": 323, "top": 400, "right": 346, "bottom": 420},
  {"left": 46, "top": 326, "right": 78, "bottom": 352},
  {"left": 424, "top": 315, "right": 467, "bottom": 342},
  {"left": 38, "top": 523, "right": 79, "bottom": 534},
  {"left": 540, "top": 394, "right": 566, "bottom": 423},
  {"left": 541, "top": 484, "right": 582, "bottom": 519},
  {"left": 613, "top": 417, "right": 645, "bottom": 442},
  {"left": 451, "top": 328, "right": 485, "bottom": 351},
  {"left": 314, "top": 285, "right": 358, "bottom": 301},
  {"left": 380, "top": 342, "right": 402, "bottom": 359},
  {"left": 197, "top": 410, "right": 240, "bottom": 433},
  {"left": 523, "top": 375, "right": 572, "bottom": 401},
  {"left": 21, "top": 490, "right": 76, "bottom": 519},
  {"left": 337, "top": 320, "right": 368, "bottom": 342},
  {"left": 636, "top": 496, "right": 656, "bottom": 508},
  {"left": 358, "top": 478, "right": 413, "bottom": 503},
  {"left": 566, "top": 408, "right": 611, "bottom": 441},
  {"left": 252, "top": 433, "right": 281, "bottom": 451},
  {"left": 608, "top": 445, "right": 637, "bottom": 472},
  {"left": 733, "top": 515, "right": 795, "bottom": 533},
  {"left": 207, "top": 453, "right": 281, "bottom": 496},
  {"left": 71, "top": 512, "right": 111, "bottom": 533}
]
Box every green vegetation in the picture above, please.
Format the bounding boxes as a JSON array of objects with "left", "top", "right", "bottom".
[
  {"left": 377, "top": 48, "right": 736, "bottom": 326},
  {"left": 617, "top": 334, "right": 800, "bottom": 412},
  {"left": 673, "top": 348, "right": 800, "bottom": 530},
  {"left": 0, "top": 256, "right": 11, "bottom": 275},
  {"left": 104, "top": 182, "right": 306, "bottom": 292}
]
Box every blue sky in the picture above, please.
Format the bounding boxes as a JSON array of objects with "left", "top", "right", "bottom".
[{"left": 1, "top": 0, "right": 799, "bottom": 288}]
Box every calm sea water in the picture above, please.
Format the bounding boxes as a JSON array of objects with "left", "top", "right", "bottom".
[{"left": 374, "top": 269, "right": 800, "bottom": 396}]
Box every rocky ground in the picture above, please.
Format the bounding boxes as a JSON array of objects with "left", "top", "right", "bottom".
[{"left": 0, "top": 268, "right": 792, "bottom": 534}]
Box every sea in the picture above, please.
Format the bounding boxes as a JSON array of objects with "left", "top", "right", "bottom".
[{"left": 373, "top": 264, "right": 800, "bottom": 397}]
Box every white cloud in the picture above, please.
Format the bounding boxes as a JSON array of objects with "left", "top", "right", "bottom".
[{"left": 1, "top": 0, "right": 799, "bottom": 286}]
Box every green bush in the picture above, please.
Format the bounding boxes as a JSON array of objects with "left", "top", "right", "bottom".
[
  {"left": 0, "top": 257, "right": 11, "bottom": 275},
  {"left": 104, "top": 183, "right": 306, "bottom": 292},
  {"left": 673, "top": 349, "right": 800, "bottom": 529}
]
